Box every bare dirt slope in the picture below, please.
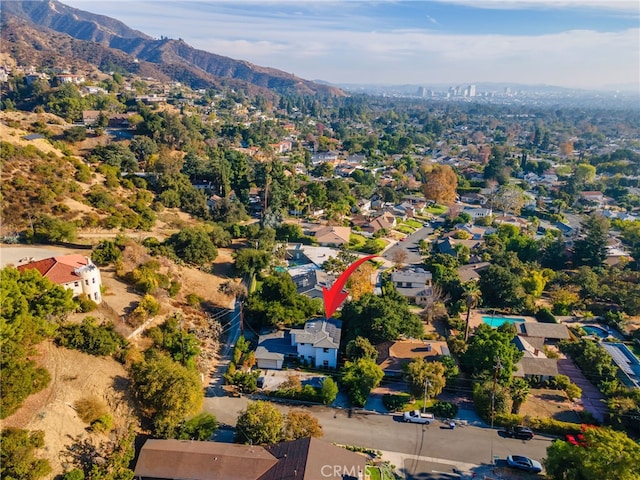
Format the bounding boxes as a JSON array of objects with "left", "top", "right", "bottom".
[{"left": 0, "top": 341, "right": 135, "bottom": 478}]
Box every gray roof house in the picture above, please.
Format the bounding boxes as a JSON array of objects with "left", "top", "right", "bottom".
[
  {"left": 513, "top": 335, "right": 559, "bottom": 381},
  {"left": 256, "top": 318, "right": 342, "bottom": 370},
  {"left": 290, "top": 318, "right": 342, "bottom": 369},
  {"left": 391, "top": 268, "right": 433, "bottom": 306}
]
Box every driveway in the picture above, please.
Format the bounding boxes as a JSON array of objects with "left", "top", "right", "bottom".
[{"left": 556, "top": 355, "right": 606, "bottom": 423}]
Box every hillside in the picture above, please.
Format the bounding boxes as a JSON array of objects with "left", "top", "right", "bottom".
[{"left": 1, "top": 0, "right": 345, "bottom": 97}]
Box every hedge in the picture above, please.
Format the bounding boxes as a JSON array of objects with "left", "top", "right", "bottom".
[{"left": 493, "top": 413, "right": 587, "bottom": 435}]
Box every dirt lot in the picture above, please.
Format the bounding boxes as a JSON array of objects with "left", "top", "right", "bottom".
[
  {"left": 0, "top": 341, "right": 135, "bottom": 477},
  {"left": 519, "top": 388, "right": 581, "bottom": 423}
]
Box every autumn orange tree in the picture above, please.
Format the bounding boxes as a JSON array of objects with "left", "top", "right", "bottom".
[
  {"left": 347, "top": 262, "right": 375, "bottom": 300},
  {"left": 421, "top": 164, "right": 458, "bottom": 205}
]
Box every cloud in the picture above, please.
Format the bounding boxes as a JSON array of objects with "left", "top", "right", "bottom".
[
  {"left": 430, "top": 0, "right": 640, "bottom": 15},
  {"left": 62, "top": 0, "right": 639, "bottom": 89}
]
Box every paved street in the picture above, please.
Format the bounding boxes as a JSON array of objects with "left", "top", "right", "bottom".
[
  {"left": 203, "top": 395, "right": 552, "bottom": 477},
  {"left": 383, "top": 224, "right": 436, "bottom": 265}
]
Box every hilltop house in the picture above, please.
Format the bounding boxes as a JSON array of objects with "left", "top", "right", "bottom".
[
  {"left": 255, "top": 318, "right": 342, "bottom": 370},
  {"left": 135, "top": 437, "right": 366, "bottom": 480},
  {"left": 17, "top": 255, "right": 102, "bottom": 304}
]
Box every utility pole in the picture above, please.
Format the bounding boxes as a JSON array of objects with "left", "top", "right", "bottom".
[
  {"left": 490, "top": 356, "right": 502, "bottom": 428},
  {"left": 423, "top": 378, "right": 431, "bottom": 413}
]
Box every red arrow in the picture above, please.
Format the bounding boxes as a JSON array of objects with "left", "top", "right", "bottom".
[{"left": 322, "top": 255, "right": 377, "bottom": 319}]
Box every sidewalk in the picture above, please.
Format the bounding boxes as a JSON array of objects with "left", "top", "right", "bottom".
[{"left": 378, "top": 449, "right": 495, "bottom": 480}]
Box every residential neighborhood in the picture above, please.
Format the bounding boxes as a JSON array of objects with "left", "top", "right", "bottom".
[{"left": 1, "top": 2, "right": 640, "bottom": 479}]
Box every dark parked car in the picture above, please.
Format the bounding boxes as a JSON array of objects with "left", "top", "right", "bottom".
[
  {"left": 506, "top": 455, "right": 543, "bottom": 473},
  {"left": 504, "top": 426, "right": 534, "bottom": 440}
]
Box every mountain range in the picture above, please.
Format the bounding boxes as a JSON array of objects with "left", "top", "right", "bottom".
[{"left": 1, "top": 0, "right": 345, "bottom": 98}]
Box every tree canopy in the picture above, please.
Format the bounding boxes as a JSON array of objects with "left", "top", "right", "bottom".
[
  {"left": 421, "top": 164, "right": 458, "bottom": 205},
  {"left": 544, "top": 427, "right": 640, "bottom": 480},
  {"left": 130, "top": 351, "right": 203, "bottom": 437},
  {"left": 340, "top": 291, "right": 423, "bottom": 344},
  {"left": 462, "top": 323, "right": 522, "bottom": 383},
  {"left": 341, "top": 358, "right": 384, "bottom": 407}
]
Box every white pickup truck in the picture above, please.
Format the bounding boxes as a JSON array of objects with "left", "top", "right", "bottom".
[{"left": 403, "top": 410, "right": 435, "bottom": 424}]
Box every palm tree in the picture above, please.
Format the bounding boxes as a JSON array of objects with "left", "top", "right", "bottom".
[
  {"left": 463, "top": 282, "right": 481, "bottom": 341},
  {"left": 510, "top": 378, "right": 531, "bottom": 414}
]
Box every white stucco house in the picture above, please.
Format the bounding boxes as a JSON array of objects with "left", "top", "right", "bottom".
[
  {"left": 290, "top": 318, "right": 342, "bottom": 369},
  {"left": 256, "top": 318, "right": 342, "bottom": 370},
  {"left": 17, "top": 254, "right": 103, "bottom": 303}
]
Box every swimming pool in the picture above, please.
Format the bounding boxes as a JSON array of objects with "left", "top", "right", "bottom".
[
  {"left": 481, "top": 316, "right": 526, "bottom": 328},
  {"left": 581, "top": 325, "right": 609, "bottom": 338}
]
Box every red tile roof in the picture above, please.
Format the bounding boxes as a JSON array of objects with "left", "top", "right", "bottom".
[{"left": 17, "top": 255, "right": 89, "bottom": 285}]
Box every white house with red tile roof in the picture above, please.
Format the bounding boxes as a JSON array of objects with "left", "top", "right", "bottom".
[{"left": 17, "top": 254, "right": 102, "bottom": 303}]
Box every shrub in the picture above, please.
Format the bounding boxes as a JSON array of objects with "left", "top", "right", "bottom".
[
  {"left": 428, "top": 401, "right": 459, "bottom": 418},
  {"left": 168, "top": 280, "right": 181, "bottom": 297},
  {"left": 178, "top": 413, "right": 219, "bottom": 440},
  {"left": 185, "top": 293, "right": 203, "bottom": 307},
  {"left": 320, "top": 378, "right": 339, "bottom": 405},
  {"left": 63, "top": 469, "right": 85, "bottom": 480},
  {"left": 57, "top": 318, "right": 126, "bottom": 356},
  {"left": 91, "top": 414, "right": 113, "bottom": 433},
  {"left": 382, "top": 393, "right": 411, "bottom": 412},
  {"left": 75, "top": 294, "right": 97, "bottom": 313},
  {"left": 536, "top": 307, "right": 557, "bottom": 324},
  {"left": 493, "top": 413, "right": 586, "bottom": 435},
  {"left": 75, "top": 396, "right": 109, "bottom": 424}
]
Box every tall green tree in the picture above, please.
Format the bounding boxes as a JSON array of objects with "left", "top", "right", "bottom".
[
  {"left": 166, "top": 227, "right": 218, "bottom": 265},
  {"left": 544, "top": 427, "right": 640, "bottom": 480},
  {"left": 573, "top": 214, "right": 609, "bottom": 267},
  {"left": 341, "top": 358, "right": 384, "bottom": 407},
  {"left": 345, "top": 336, "right": 378, "bottom": 361},
  {"left": 462, "top": 323, "right": 522, "bottom": 383},
  {"left": 404, "top": 359, "right": 446, "bottom": 401},
  {"left": 340, "top": 291, "right": 423, "bottom": 344},
  {"left": 235, "top": 401, "right": 284, "bottom": 445},
  {"left": 0, "top": 428, "right": 51, "bottom": 480},
  {"left": 130, "top": 352, "right": 203, "bottom": 437}
]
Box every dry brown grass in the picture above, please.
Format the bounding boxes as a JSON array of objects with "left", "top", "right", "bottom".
[{"left": 519, "top": 388, "right": 581, "bottom": 423}]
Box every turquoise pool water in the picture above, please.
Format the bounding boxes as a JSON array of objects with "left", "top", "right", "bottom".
[
  {"left": 581, "top": 325, "right": 609, "bottom": 338},
  {"left": 481, "top": 316, "right": 526, "bottom": 328}
]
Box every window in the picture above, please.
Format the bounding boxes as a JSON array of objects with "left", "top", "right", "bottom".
[
  {"left": 85, "top": 280, "right": 89, "bottom": 286},
  {"left": 323, "top": 360, "right": 329, "bottom": 367},
  {"left": 94, "top": 292, "right": 99, "bottom": 300},
  {"left": 323, "top": 348, "right": 329, "bottom": 353},
  {"left": 74, "top": 282, "right": 79, "bottom": 287},
  {"left": 92, "top": 278, "right": 96, "bottom": 284}
]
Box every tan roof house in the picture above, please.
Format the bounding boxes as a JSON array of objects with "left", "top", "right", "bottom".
[
  {"left": 314, "top": 226, "right": 351, "bottom": 247},
  {"left": 377, "top": 339, "right": 450, "bottom": 376}
]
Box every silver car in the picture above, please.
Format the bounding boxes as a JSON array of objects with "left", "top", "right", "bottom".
[{"left": 506, "top": 455, "right": 543, "bottom": 473}]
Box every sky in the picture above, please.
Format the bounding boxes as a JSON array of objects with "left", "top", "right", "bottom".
[{"left": 63, "top": 0, "right": 640, "bottom": 91}]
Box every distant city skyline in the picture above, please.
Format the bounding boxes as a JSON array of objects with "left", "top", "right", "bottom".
[{"left": 64, "top": 0, "right": 640, "bottom": 92}]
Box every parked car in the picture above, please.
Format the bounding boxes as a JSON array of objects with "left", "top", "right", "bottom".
[
  {"left": 506, "top": 455, "right": 543, "bottom": 473},
  {"left": 504, "top": 426, "right": 534, "bottom": 440},
  {"left": 403, "top": 410, "right": 435, "bottom": 424}
]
